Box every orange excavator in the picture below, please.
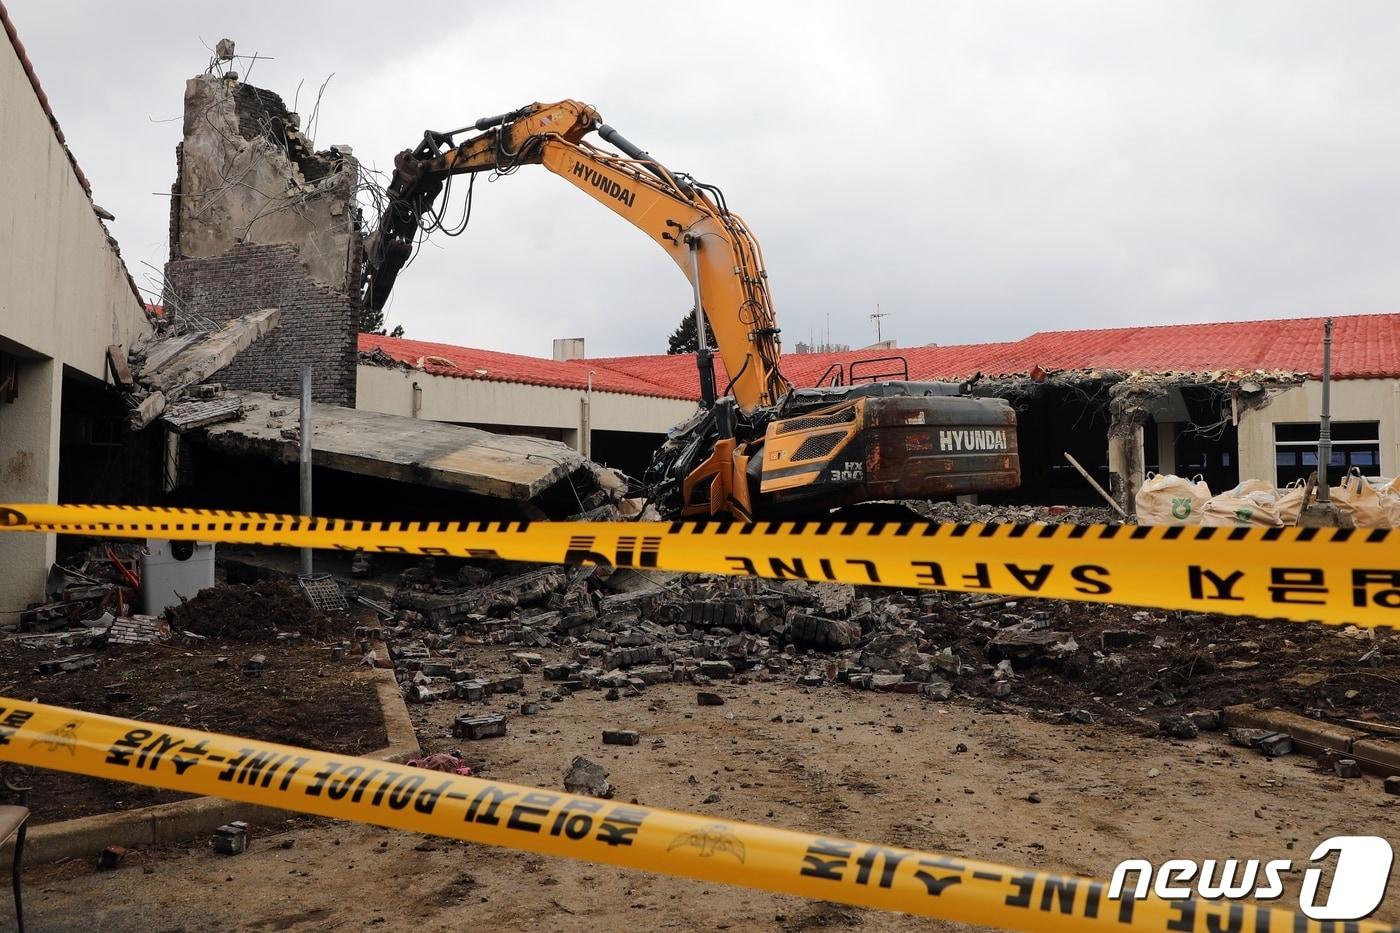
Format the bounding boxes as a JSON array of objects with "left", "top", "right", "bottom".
[{"left": 362, "top": 100, "right": 1018, "bottom": 519}]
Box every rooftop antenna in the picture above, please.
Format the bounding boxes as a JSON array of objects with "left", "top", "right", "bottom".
[{"left": 871, "top": 304, "right": 892, "bottom": 344}]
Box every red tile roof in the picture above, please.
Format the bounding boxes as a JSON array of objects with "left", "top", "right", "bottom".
[
  {"left": 359, "top": 333, "right": 691, "bottom": 399},
  {"left": 360, "top": 312, "right": 1400, "bottom": 403}
]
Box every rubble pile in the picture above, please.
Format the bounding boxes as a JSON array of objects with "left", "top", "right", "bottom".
[
  {"left": 166, "top": 580, "right": 350, "bottom": 643},
  {"left": 9, "top": 550, "right": 353, "bottom": 653},
  {"left": 376, "top": 553, "right": 1075, "bottom": 710},
  {"left": 370, "top": 524, "right": 1400, "bottom": 731},
  {"left": 19, "top": 543, "right": 144, "bottom": 633},
  {"left": 905, "top": 501, "right": 1121, "bottom": 525},
  {"left": 10, "top": 544, "right": 162, "bottom": 651}
]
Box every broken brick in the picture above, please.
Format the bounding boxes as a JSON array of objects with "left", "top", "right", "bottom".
[{"left": 453, "top": 713, "right": 507, "bottom": 740}]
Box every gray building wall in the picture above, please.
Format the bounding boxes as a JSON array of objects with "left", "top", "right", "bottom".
[
  {"left": 0, "top": 22, "right": 153, "bottom": 613},
  {"left": 1238, "top": 378, "right": 1400, "bottom": 485}
]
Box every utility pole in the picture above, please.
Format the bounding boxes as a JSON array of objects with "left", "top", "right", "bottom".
[
  {"left": 299, "top": 365, "right": 313, "bottom": 574},
  {"left": 580, "top": 371, "right": 595, "bottom": 459},
  {"left": 1316, "top": 317, "right": 1333, "bottom": 502},
  {"left": 1298, "top": 317, "right": 1350, "bottom": 528},
  {"left": 871, "top": 304, "right": 892, "bottom": 344}
]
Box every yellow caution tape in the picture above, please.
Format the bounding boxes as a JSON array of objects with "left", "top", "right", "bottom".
[
  {"left": 2, "top": 503, "right": 1398, "bottom": 627},
  {"left": 1, "top": 697, "right": 1388, "bottom": 932}
]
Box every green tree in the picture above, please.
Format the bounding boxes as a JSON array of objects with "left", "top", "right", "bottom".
[
  {"left": 357, "top": 302, "right": 386, "bottom": 334},
  {"left": 667, "top": 309, "right": 714, "bottom": 354},
  {"left": 357, "top": 302, "right": 404, "bottom": 338}
]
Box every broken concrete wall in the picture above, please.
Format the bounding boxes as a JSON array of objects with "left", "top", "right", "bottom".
[
  {"left": 164, "top": 66, "right": 362, "bottom": 405},
  {"left": 165, "top": 243, "right": 356, "bottom": 404},
  {"left": 174, "top": 73, "right": 360, "bottom": 291}
]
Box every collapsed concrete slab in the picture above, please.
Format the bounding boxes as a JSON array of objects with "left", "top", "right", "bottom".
[
  {"left": 199, "top": 391, "right": 594, "bottom": 503},
  {"left": 139, "top": 309, "right": 280, "bottom": 396},
  {"left": 123, "top": 309, "right": 280, "bottom": 428}
]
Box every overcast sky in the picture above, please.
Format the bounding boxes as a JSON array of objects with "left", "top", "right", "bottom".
[{"left": 10, "top": 2, "right": 1400, "bottom": 357}]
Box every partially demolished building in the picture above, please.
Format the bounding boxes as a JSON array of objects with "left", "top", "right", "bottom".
[
  {"left": 4, "top": 20, "right": 1398, "bottom": 620},
  {"left": 0, "top": 33, "right": 617, "bottom": 618},
  {"left": 360, "top": 314, "right": 1400, "bottom": 510},
  {"left": 149, "top": 52, "right": 612, "bottom": 520}
]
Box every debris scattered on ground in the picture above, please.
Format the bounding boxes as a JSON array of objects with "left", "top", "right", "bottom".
[
  {"left": 902, "top": 501, "right": 1121, "bottom": 525},
  {"left": 18, "top": 543, "right": 143, "bottom": 633},
  {"left": 564, "top": 756, "right": 613, "bottom": 798},
  {"left": 1159, "top": 715, "right": 1199, "bottom": 740},
  {"left": 212, "top": 821, "right": 250, "bottom": 855},
  {"left": 14, "top": 498, "right": 1400, "bottom": 830},
  {"left": 107, "top": 615, "right": 169, "bottom": 645},
  {"left": 453, "top": 713, "right": 507, "bottom": 740},
  {"left": 407, "top": 752, "right": 474, "bottom": 776},
  {"left": 98, "top": 845, "right": 129, "bottom": 870}
]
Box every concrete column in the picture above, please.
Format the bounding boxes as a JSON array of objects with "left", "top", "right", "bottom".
[
  {"left": 0, "top": 356, "right": 62, "bottom": 615},
  {"left": 579, "top": 395, "right": 592, "bottom": 459},
  {"left": 1108, "top": 423, "right": 1145, "bottom": 516},
  {"left": 1156, "top": 421, "right": 1177, "bottom": 476},
  {"left": 1391, "top": 382, "right": 1400, "bottom": 477},
  {"left": 163, "top": 428, "right": 181, "bottom": 493}
]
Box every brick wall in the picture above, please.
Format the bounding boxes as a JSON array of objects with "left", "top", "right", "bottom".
[
  {"left": 231, "top": 82, "right": 337, "bottom": 182},
  {"left": 163, "top": 242, "right": 357, "bottom": 405},
  {"left": 168, "top": 142, "right": 182, "bottom": 263},
  {"left": 234, "top": 83, "right": 292, "bottom": 142}
]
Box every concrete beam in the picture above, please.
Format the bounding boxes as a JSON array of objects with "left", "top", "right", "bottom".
[
  {"left": 138, "top": 308, "right": 280, "bottom": 396},
  {"left": 200, "top": 390, "right": 591, "bottom": 501},
  {"left": 128, "top": 390, "right": 165, "bottom": 431}
]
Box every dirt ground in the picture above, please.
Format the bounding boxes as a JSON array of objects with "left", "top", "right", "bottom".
[
  {"left": 22, "top": 642, "right": 1400, "bottom": 932},
  {"left": 905, "top": 591, "right": 1400, "bottom": 726},
  {"left": 0, "top": 639, "right": 383, "bottom": 823}
]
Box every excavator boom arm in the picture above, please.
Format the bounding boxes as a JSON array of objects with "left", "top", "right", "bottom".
[{"left": 363, "top": 100, "right": 788, "bottom": 410}]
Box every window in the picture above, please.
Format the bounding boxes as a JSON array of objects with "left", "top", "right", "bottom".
[{"left": 1273, "top": 421, "right": 1381, "bottom": 486}]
